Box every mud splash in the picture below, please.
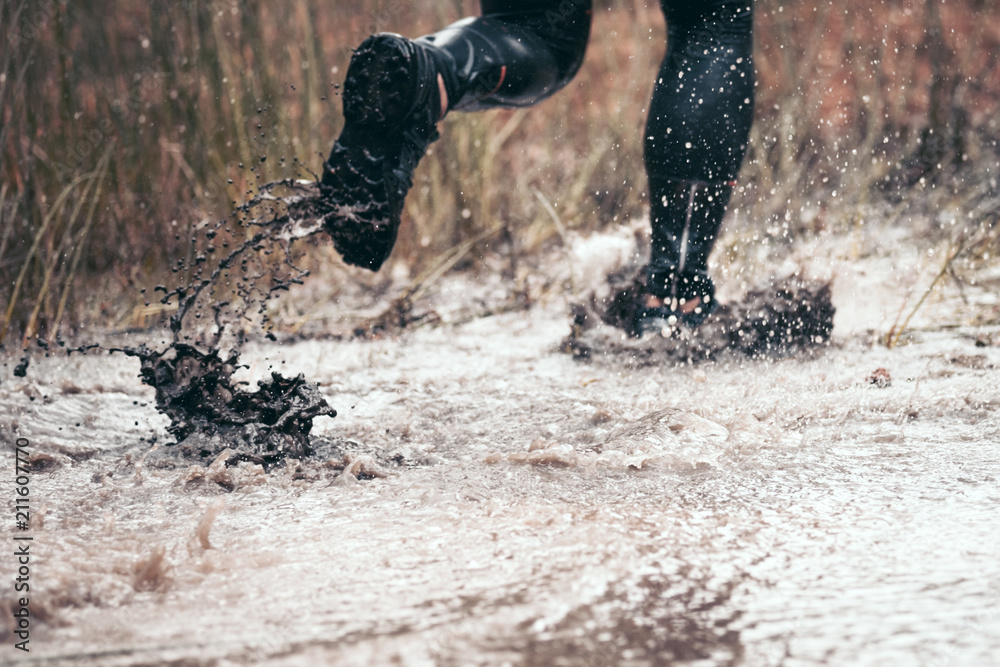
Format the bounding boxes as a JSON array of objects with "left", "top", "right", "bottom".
[
  {"left": 564, "top": 266, "right": 835, "bottom": 364},
  {"left": 155, "top": 179, "right": 325, "bottom": 347},
  {"left": 118, "top": 179, "right": 342, "bottom": 465},
  {"left": 114, "top": 343, "right": 335, "bottom": 467}
]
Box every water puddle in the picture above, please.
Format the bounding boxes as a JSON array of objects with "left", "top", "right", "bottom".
[{"left": 2, "top": 222, "right": 999, "bottom": 665}]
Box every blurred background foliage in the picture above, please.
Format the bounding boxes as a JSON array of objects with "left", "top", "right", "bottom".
[{"left": 2, "top": 0, "right": 999, "bottom": 343}]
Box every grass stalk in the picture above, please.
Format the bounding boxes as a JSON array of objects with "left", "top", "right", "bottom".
[
  {"left": 407, "top": 223, "right": 505, "bottom": 305},
  {"left": 886, "top": 237, "right": 967, "bottom": 349},
  {"left": 0, "top": 173, "right": 95, "bottom": 341},
  {"left": 50, "top": 146, "right": 113, "bottom": 342},
  {"left": 23, "top": 165, "right": 100, "bottom": 340},
  {"left": 0, "top": 183, "right": 13, "bottom": 266}
]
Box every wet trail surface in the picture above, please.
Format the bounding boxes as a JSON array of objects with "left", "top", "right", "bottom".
[{"left": 3, "top": 295, "right": 1000, "bottom": 666}]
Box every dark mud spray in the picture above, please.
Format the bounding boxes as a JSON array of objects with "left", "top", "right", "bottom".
[
  {"left": 564, "top": 266, "right": 836, "bottom": 364},
  {"left": 118, "top": 179, "right": 340, "bottom": 467}
]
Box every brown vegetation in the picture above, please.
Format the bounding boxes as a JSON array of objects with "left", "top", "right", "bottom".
[{"left": 2, "top": 0, "right": 998, "bottom": 343}]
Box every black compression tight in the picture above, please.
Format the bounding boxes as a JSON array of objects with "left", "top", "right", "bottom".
[
  {"left": 417, "top": 1, "right": 591, "bottom": 111},
  {"left": 478, "top": 0, "right": 592, "bottom": 86},
  {"left": 645, "top": 1, "right": 755, "bottom": 184},
  {"left": 645, "top": 1, "right": 753, "bottom": 294},
  {"left": 470, "top": 0, "right": 754, "bottom": 179}
]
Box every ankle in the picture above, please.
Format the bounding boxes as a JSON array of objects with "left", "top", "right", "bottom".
[
  {"left": 437, "top": 73, "right": 449, "bottom": 120},
  {"left": 643, "top": 293, "right": 703, "bottom": 314}
]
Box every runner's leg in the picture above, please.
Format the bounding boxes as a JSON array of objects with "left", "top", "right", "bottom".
[
  {"left": 643, "top": 1, "right": 755, "bottom": 313},
  {"left": 425, "top": 0, "right": 592, "bottom": 113}
]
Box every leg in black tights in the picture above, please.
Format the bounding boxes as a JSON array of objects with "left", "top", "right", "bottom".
[
  {"left": 420, "top": 0, "right": 592, "bottom": 113},
  {"left": 326, "top": 0, "right": 751, "bottom": 311},
  {"left": 430, "top": 0, "right": 753, "bottom": 316},
  {"left": 644, "top": 1, "right": 755, "bottom": 310}
]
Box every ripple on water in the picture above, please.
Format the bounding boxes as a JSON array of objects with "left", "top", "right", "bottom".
[{"left": 487, "top": 408, "right": 729, "bottom": 471}]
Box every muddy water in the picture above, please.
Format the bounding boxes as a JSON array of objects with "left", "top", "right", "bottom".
[
  {"left": 96, "top": 181, "right": 345, "bottom": 467},
  {"left": 3, "top": 291, "right": 1000, "bottom": 666}
]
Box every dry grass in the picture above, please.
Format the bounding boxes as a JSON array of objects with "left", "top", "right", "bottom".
[{"left": 2, "top": 0, "right": 999, "bottom": 343}]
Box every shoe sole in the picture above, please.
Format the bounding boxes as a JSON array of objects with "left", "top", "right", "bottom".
[
  {"left": 634, "top": 311, "right": 680, "bottom": 338},
  {"left": 322, "top": 35, "right": 421, "bottom": 271},
  {"left": 633, "top": 299, "right": 718, "bottom": 337},
  {"left": 342, "top": 34, "right": 420, "bottom": 135}
]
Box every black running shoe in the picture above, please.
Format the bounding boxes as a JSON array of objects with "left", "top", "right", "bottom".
[
  {"left": 320, "top": 34, "right": 444, "bottom": 271},
  {"left": 633, "top": 271, "right": 717, "bottom": 336},
  {"left": 632, "top": 301, "right": 684, "bottom": 337}
]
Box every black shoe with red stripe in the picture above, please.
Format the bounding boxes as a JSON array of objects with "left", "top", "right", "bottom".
[
  {"left": 320, "top": 34, "right": 445, "bottom": 271},
  {"left": 633, "top": 270, "right": 717, "bottom": 336}
]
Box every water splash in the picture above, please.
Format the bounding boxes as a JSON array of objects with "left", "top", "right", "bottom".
[
  {"left": 565, "top": 265, "right": 835, "bottom": 364},
  {"left": 119, "top": 179, "right": 341, "bottom": 465}
]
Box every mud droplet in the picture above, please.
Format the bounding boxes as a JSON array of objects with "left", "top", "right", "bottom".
[{"left": 868, "top": 368, "right": 892, "bottom": 388}]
